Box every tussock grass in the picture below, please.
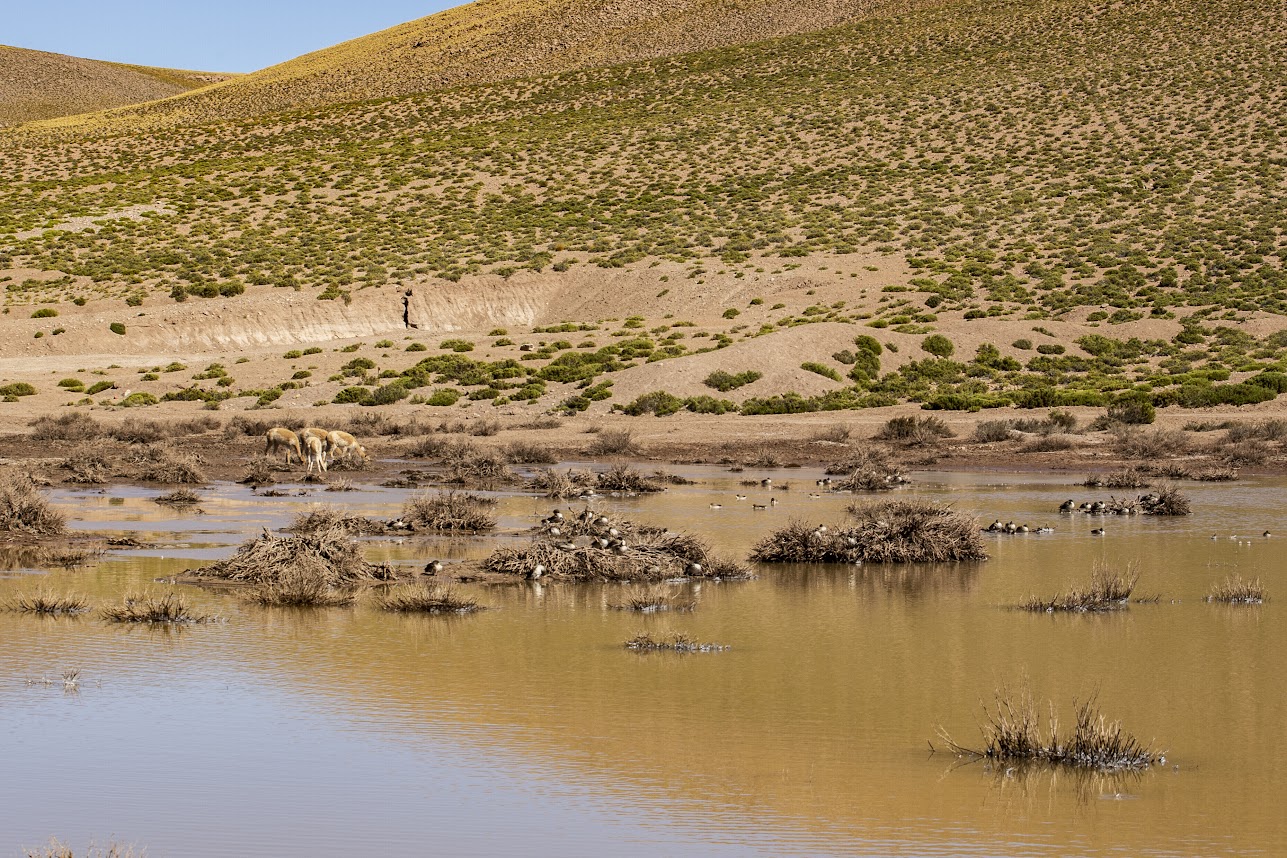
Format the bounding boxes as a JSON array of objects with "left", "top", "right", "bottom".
[
  {"left": 155, "top": 488, "right": 200, "bottom": 505},
  {"left": 624, "top": 632, "right": 728, "bottom": 652},
  {"left": 242, "top": 563, "right": 357, "bottom": 607},
  {"left": 372, "top": 582, "right": 481, "bottom": 613},
  {"left": 825, "top": 448, "right": 906, "bottom": 491},
  {"left": 596, "top": 463, "right": 663, "bottom": 493},
  {"left": 749, "top": 500, "right": 986, "bottom": 564},
  {"left": 939, "top": 687, "right": 1163, "bottom": 770},
  {"left": 60, "top": 451, "right": 114, "bottom": 484},
  {"left": 30, "top": 412, "right": 103, "bottom": 441},
  {"left": 0, "top": 472, "right": 65, "bottom": 536},
  {"left": 1140, "top": 484, "right": 1190, "bottom": 516},
  {"left": 287, "top": 507, "right": 383, "bottom": 535},
  {"left": 586, "top": 430, "right": 640, "bottom": 456},
  {"left": 1205, "top": 575, "right": 1265, "bottom": 604},
  {"left": 3, "top": 587, "right": 91, "bottom": 616},
  {"left": 187, "top": 524, "right": 394, "bottom": 585},
  {"left": 486, "top": 517, "right": 748, "bottom": 582},
  {"left": 403, "top": 491, "right": 496, "bottom": 531},
  {"left": 1021, "top": 563, "right": 1139, "bottom": 612},
  {"left": 1083, "top": 468, "right": 1150, "bottom": 489},
  {"left": 504, "top": 440, "right": 557, "bottom": 464},
  {"left": 130, "top": 445, "right": 206, "bottom": 484},
  {"left": 875, "top": 416, "right": 954, "bottom": 445},
  {"left": 609, "top": 585, "right": 696, "bottom": 612},
  {"left": 100, "top": 590, "right": 217, "bottom": 623},
  {"left": 526, "top": 467, "right": 596, "bottom": 498}
]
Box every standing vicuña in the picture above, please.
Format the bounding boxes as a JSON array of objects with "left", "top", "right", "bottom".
[
  {"left": 326, "top": 430, "right": 368, "bottom": 463},
  {"left": 265, "top": 427, "right": 303, "bottom": 465},
  {"left": 305, "top": 435, "right": 329, "bottom": 474}
]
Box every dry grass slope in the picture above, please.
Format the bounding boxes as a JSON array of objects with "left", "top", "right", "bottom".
[
  {"left": 0, "top": 44, "right": 234, "bottom": 126},
  {"left": 31, "top": 0, "right": 921, "bottom": 130}
]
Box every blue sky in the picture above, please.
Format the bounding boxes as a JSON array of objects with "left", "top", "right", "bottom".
[{"left": 6, "top": 2, "right": 459, "bottom": 73}]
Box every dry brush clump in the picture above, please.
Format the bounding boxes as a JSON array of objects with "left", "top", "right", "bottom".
[
  {"left": 59, "top": 450, "right": 115, "bottom": 484},
  {"left": 402, "top": 491, "right": 496, "bottom": 531},
  {"left": 596, "top": 463, "right": 663, "bottom": 493},
  {"left": 609, "top": 585, "right": 697, "bottom": 612},
  {"left": 1140, "top": 484, "right": 1190, "bottom": 516},
  {"left": 1205, "top": 575, "right": 1265, "bottom": 604},
  {"left": 186, "top": 523, "right": 394, "bottom": 586},
  {"left": 825, "top": 448, "right": 907, "bottom": 491},
  {"left": 0, "top": 472, "right": 65, "bottom": 536},
  {"left": 242, "top": 561, "right": 358, "bottom": 608},
  {"left": 129, "top": 445, "right": 206, "bottom": 484},
  {"left": 1113, "top": 427, "right": 1190, "bottom": 460},
  {"left": 504, "top": 440, "right": 557, "bottom": 464},
  {"left": 30, "top": 412, "right": 104, "bottom": 442},
  {"left": 24, "top": 839, "right": 143, "bottom": 858},
  {"left": 1083, "top": 468, "right": 1151, "bottom": 489},
  {"left": 874, "top": 416, "right": 955, "bottom": 446},
  {"left": 372, "top": 582, "right": 482, "bottom": 614},
  {"left": 938, "top": 687, "right": 1164, "bottom": 771},
  {"left": 100, "top": 590, "right": 218, "bottom": 624},
  {"left": 287, "top": 507, "right": 384, "bottom": 535},
  {"left": 1021, "top": 564, "right": 1140, "bottom": 612},
  {"left": 3, "top": 587, "right": 91, "bottom": 616},
  {"left": 525, "top": 467, "right": 596, "bottom": 498},
  {"left": 485, "top": 516, "right": 748, "bottom": 583},
  {"left": 750, "top": 500, "right": 987, "bottom": 565},
  {"left": 443, "top": 448, "right": 513, "bottom": 486},
  {"left": 155, "top": 488, "right": 201, "bottom": 506},
  {"left": 586, "top": 429, "right": 641, "bottom": 456},
  {"left": 624, "top": 632, "right": 728, "bottom": 652}
]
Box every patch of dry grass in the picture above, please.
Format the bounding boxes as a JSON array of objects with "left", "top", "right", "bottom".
[
  {"left": 939, "top": 686, "right": 1164, "bottom": 770},
  {"left": 1205, "top": 575, "right": 1265, "bottom": 604},
  {"left": 100, "top": 590, "right": 218, "bottom": 623},
  {"left": 750, "top": 500, "right": 986, "bottom": 564},
  {"left": 242, "top": 563, "right": 358, "bottom": 607},
  {"left": 526, "top": 467, "right": 596, "bottom": 498},
  {"left": 1021, "top": 563, "right": 1139, "bottom": 612},
  {"left": 402, "top": 491, "right": 496, "bottom": 531},
  {"left": 3, "top": 587, "right": 91, "bottom": 616},
  {"left": 609, "top": 585, "right": 696, "bottom": 612},
  {"left": 187, "top": 524, "right": 394, "bottom": 585},
  {"left": 596, "top": 463, "right": 663, "bottom": 493},
  {"left": 154, "top": 488, "right": 200, "bottom": 505},
  {"left": 372, "top": 582, "right": 482, "bottom": 613},
  {"left": 0, "top": 472, "right": 65, "bottom": 536}
]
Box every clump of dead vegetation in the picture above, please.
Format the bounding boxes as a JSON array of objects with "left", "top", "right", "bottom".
[
  {"left": 749, "top": 500, "right": 987, "bottom": 564},
  {"left": 24, "top": 839, "right": 143, "bottom": 858},
  {"left": 372, "top": 582, "right": 482, "bottom": 614},
  {"left": 1113, "top": 427, "right": 1190, "bottom": 460},
  {"left": 3, "top": 587, "right": 91, "bottom": 616},
  {"left": 1205, "top": 575, "right": 1265, "bottom": 604},
  {"left": 526, "top": 467, "right": 597, "bottom": 498},
  {"left": 595, "top": 463, "right": 663, "bottom": 493},
  {"left": 874, "top": 415, "right": 955, "bottom": 446},
  {"left": 30, "top": 412, "right": 104, "bottom": 441},
  {"left": 1021, "top": 563, "right": 1140, "bottom": 612},
  {"left": 186, "top": 521, "right": 394, "bottom": 586},
  {"left": 240, "top": 458, "right": 276, "bottom": 485},
  {"left": 155, "top": 488, "right": 201, "bottom": 506},
  {"left": 1082, "top": 468, "right": 1151, "bottom": 489},
  {"left": 609, "top": 585, "right": 697, "bottom": 612},
  {"left": 443, "top": 448, "right": 513, "bottom": 486},
  {"left": 824, "top": 448, "right": 907, "bottom": 491},
  {"left": 504, "top": 440, "right": 557, "bottom": 464},
  {"left": 0, "top": 472, "right": 65, "bottom": 536},
  {"left": 402, "top": 491, "right": 496, "bottom": 531},
  {"left": 624, "top": 631, "right": 728, "bottom": 652},
  {"left": 129, "top": 445, "right": 206, "bottom": 484},
  {"left": 59, "top": 450, "right": 115, "bottom": 485},
  {"left": 1139, "top": 485, "right": 1190, "bottom": 516},
  {"left": 287, "top": 507, "right": 384, "bottom": 535},
  {"left": 938, "top": 686, "right": 1164, "bottom": 771},
  {"left": 485, "top": 512, "right": 748, "bottom": 582},
  {"left": 1147, "top": 462, "right": 1238, "bottom": 482},
  {"left": 586, "top": 429, "right": 641, "bottom": 456},
  {"left": 100, "top": 590, "right": 219, "bottom": 624},
  {"left": 242, "top": 562, "right": 358, "bottom": 608}
]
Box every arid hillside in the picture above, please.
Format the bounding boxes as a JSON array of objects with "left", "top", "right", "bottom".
[
  {"left": 0, "top": 45, "right": 234, "bottom": 126},
  {"left": 30, "top": 0, "right": 924, "bottom": 130}
]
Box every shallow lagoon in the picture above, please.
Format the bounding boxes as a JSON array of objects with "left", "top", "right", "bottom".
[{"left": 2, "top": 467, "right": 1284, "bottom": 856}]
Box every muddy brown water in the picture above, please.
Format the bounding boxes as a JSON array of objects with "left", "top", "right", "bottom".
[{"left": 2, "top": 467, "right": 1284, "bottom": 856}]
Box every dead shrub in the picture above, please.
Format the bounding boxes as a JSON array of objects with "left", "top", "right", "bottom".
[
  {"left": 1218, "top": 439, "right": 1270, "bottom": 466},
  {"left": 750, "top": 500, "right": 986, "bottom": 564},
  {"left": 826, "top": 448, "right": 906, "bottom": 491},
  {"left": 130, "top": 445, "right": 206, "bottom": 484},
  {"left": 586, "top": 429, "right": 640, "bottom": 456},
  {"left": 1083, "top": 468, "right": 1150, "bottom": 489},
  {"left": 154, "top": 488, "right": 200, "bottom": 505},
  {"left": 809, "top": 423, "right": 852, "bottom": 443},
  {"left": 60, "top": 450, "right": 115, "bottom": 484},
  {"left": 224, "top": 415, "right": 275, "bottom": 438},
  {"left": 240, "top": 458, "right": 275, "bottom": 485},
  {"left": 107, "top": 418, "right": 166, "bottom": 444},
  {"left": 1224, "top": 419, "right": 1287, "bottom": 443},
  {"left": 938, "top": 686, "right": 1164, "bottom": 770},
  {"left": 1114, "top": 427, "right": 1190, "bottom": 459},
  {"left": 974, "top": 420, "right": 1014, "bottom": 443},
  {"left": 100, "top": 590, "right": 218, "bottom": 623},
  {"left": 372, "top": 582, "right": 482, "bottom": 613},
  {"left": 242, "top": 561, "right": 358, "bottom": 607},
  {"left": 403, "top": 491, "right": 496, "bottom": 531},
  {"left": 1019, "top": 434, "right": 1077, "bottom": 453},
  {"left": 3, "top": 587, "right": 91, "bottom": 616},
  {"left": 30, "top": 412, "right": 103, "bottom": 441},
  {"left": 1140, "top": 484, "right": 1190, "bottom": 516},
  {"left": 526, "top": 468, "right": 596, "bottom": 498},
  {"left": 1021, "top": 563, "right": 1140, "bottom": 612},
  {"left": 504, "top": 440, "right": 557, "bottom": 464},
  {"left": 286, "top": 507, "right": 383, "bottom": 535},
  {"left": 444, "top": 448, "right": 512, "bottom": 486},
  {"left": 875, "top": 415, "right": 955, "bottom": 445},
  {"left": 0, "top": 472, "right": 65, "bottom": 536},
  {"left": 1205, "top": 575, "right": 1265, "bottom": 604},
  {"left": 596, "top": 463, "right": 663, "bottom": 493},
  {"left": 186, "top": 525, "right": 394, "bottom": 585}
]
